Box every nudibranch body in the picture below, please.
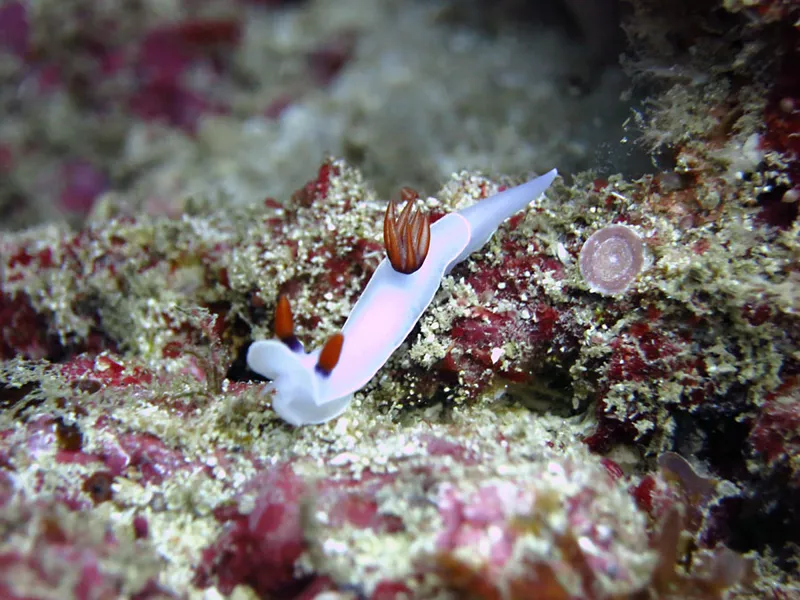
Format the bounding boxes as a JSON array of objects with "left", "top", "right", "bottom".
[{"left": 247, "top": 169, "right": 558, "bottom": 426}]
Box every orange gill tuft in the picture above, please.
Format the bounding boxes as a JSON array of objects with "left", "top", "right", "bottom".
[{"left": 383, "top": 189, "right": 431, "bottom": 274}]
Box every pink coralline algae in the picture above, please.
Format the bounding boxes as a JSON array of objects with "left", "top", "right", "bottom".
[
  {"left": 750, "top": 384, "right": 800, "bottom": 470},
  {"left": 196, "top": 465, "right": 310, "bottom": 596},
  {"left": 0, "top": 1, "right": 362, "bottom": 226},
  {"left": 191, "top": 432, "right": 755, "bottom": 599},
  {"left": 0, "top": 1, "right": 27, "bottom": 58},
  {"left": 430, "top": 469, "right": 650, "bottom": 599},
  {"left": 59, "top": 160, "right": 108, "bottom": 216},
  {"left": 196, "top": 434, "right": 656, "bottom": 600},
  {"left": 1, "top": 151, "right": 797, "bottom": 596},
  {"left": 579, "top": 225, "right": 645, "bottom": 295},
  {"left": 0, "top": 480, "right": 171, "bottom": 600},
  {"left": 1, "top": 0, "right": 799, "bottom": 595}
]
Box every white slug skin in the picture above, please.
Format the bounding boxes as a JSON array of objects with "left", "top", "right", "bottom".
[
  {"left": 247, "top": 170, "right": 558, "bottom": 425},
  {"left": 247, "top": 340, "right": 348, "bottom": 426},
  {"left": 321, "top": 213, "right": 470, "bottom": 401},
  {"left": 246, "top": 214, "right": 470, "bottom": 426}
]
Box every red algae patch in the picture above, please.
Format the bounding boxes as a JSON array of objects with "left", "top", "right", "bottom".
[
  {"left": 195, "top": 415, "right": 656, "bottom": 599},
  {"left": 0, "top": 152, "right": 797, "bottom": 597},
  {"left": 195, "top": 464, "right": 309, "bottom": 596},
  {"left": 1, "top": 0, "right": 800, "bottom": 595}
]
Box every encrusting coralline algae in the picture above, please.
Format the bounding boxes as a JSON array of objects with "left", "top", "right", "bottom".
[{"left": 1, "top": 0, "right": 799, "bottom": 598}]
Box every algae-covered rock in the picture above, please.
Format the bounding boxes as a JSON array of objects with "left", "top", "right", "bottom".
[{"left": 1, "top": 0, "right": 799, "bottom": 598}]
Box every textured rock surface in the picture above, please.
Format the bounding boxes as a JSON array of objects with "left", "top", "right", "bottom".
[{"left": 1, "top": 0, "right": 799, "bottom": 598}]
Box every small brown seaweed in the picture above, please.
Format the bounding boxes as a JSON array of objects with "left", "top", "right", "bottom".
[{"left": 645, "top": 505, "right": 752, "bottom": 599}]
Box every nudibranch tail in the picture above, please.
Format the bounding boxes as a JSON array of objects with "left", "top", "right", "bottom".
[
  {"left": 274, "top": 295, "right": 301, "bottom": 352},
  {"left": 316, "top": 332, "right": 344, "bottom": 375},
  {"left": 246, "top": 338, "right": 353, "bottom": 426},
  {"left": 452, "top": 168, "right": 559, "bottom": 267},
  {"left": 384, "top": 194, "right": 431, "bottom": 274}
]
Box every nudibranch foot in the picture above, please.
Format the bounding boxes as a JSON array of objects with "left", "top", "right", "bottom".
[
  {"left": 247, "top": 168, "right": 558, "bottom": 426},
  {"left": 247, "top": 339, "right": 354, "bottom": 426}
]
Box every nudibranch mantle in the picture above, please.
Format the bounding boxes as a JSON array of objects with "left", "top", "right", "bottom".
[{"left": 247, "top": 168, "right": 558, "bottom": 426}]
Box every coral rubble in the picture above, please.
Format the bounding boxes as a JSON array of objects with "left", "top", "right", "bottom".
[{"left": 1, "top": 0, "right": 799, "bottom": 598}]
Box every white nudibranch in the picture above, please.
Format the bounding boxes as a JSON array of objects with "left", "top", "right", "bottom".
[{"left": 247, "top": 169, "right": 558, "bottom": 426}]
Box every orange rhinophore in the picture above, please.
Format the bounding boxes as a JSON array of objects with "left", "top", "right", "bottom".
[
  {"left": 383, "top": 192, "right": 431, "bottom": 274},
  {"left": 316, "top": 332, "right": 344, "bottom": 375},
  {"left": 274, "top": 295, "right": 302, "bottom": 352},
  {"left": 274, "top": 295, "right": 294, "bottom": 341}
]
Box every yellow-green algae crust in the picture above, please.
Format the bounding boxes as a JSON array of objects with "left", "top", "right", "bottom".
[
  {"left": 0, "top": 347, "right": 654, "bottom": 597},
  {"left": 1, "top": 153, "right": 797, "bottom": 596}
]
